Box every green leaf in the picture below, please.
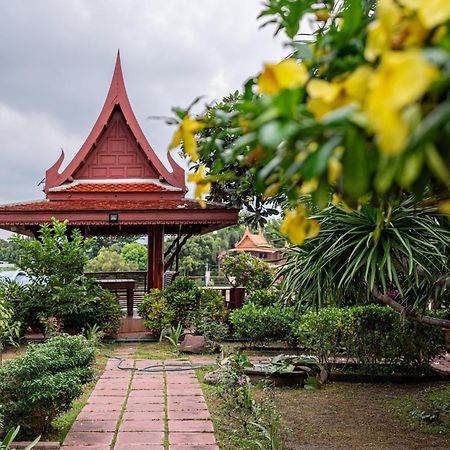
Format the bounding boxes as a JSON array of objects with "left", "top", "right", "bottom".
[
  {"left": 302, "top": 135, "right": 342, "bottom": 180},
  {"left": 343, "top": 126, "right": 370, "bottom": 199}
]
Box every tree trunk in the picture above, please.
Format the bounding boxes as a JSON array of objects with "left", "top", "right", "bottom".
[{"left": 372, "top": 287, "right": 450, "bottom": 329}]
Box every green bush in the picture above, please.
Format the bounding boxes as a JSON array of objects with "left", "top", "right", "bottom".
[
  {"left": 137, "top": 289, "right": 176, "bottom": 334},
  {"left": 164, "top": 276, "right": 201, "bottom": 322},
  {"left": 230, "top": 302, "right": 296, "bottom": 342},
  {"left": 188, "top": 289, "right": 229, "bottom": 350},
  {"left": 198, "top": 289, "right": 228, "bottom": 324},
  {"left": 294, "top": 305, "right": 445, "bottom": 372},
  {"left": 292, "top": 307, "right": 352, "bottom": 364},
  {"left": 94, "top": 290, "right": 123, "bottom": 336},
  {"left": 138, "top": 278, "right": 202, "bottom": 333},
  {"left": 9, "top": 220, "right": 122, "bottom": 336},
  {"left": 246, "top": 289, "right": 279, "bottom": 307},
  {"left": 0, "top": 285, "right": 21, "bottom": 350},
  {"left": 12, "top": 280, "right": 122, "bottom": 336},
  {"left": 0, "top": 334, "right": 96, "bottom": 435}
]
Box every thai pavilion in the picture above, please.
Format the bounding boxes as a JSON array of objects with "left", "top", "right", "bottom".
[
  {"left": 0, "top": 53, "right": 239, "bottom": 292},
  {"left": 230, "top": 227, "right": 281, "bottom": 263}
]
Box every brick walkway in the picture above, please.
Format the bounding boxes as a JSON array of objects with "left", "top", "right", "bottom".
[{"left": 62, "top": 358, "right": 218, "bottom": 450}]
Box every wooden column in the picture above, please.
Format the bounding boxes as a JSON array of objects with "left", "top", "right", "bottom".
[{"left": 146, "top": 225, "right": 164, "bottom": 292}]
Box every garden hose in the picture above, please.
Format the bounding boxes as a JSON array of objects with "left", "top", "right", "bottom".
[{"left": 105, "top": 355, "right": 217, "bottom": 372}]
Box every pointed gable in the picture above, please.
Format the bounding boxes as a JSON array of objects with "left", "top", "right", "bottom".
[
  {"left": 234, "top": 227, "right": 273, "bottom": 251},
  {"left": 73, "top": 109, "right": 160, "bottom": 179},
  {"left": 45, "top": 51, "right": 185, "bottom": 197}
]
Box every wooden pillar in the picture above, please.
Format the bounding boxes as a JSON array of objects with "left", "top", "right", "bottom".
[{"left": 146, "top": 225, "right": 164, "bottom": 292}]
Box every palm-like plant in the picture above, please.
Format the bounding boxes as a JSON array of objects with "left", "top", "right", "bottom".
[{"left": 278, "top": 200, "right": 450, "bottom": 326}]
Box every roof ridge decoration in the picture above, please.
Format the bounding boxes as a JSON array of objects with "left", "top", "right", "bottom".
[{"left": 44, "top": 51, "right": 185, "bottom": 195}]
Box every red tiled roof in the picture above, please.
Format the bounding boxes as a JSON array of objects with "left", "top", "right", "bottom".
[
  {"left": 0, "top": 199, "right": 231, "bottom": 212},
  {"left": 57, "top": 183, "right": 170, "bottom": 193}
]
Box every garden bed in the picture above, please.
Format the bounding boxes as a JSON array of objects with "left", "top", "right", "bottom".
[{"left": 244, "top": 366, "right": 308, "bottom": 387}]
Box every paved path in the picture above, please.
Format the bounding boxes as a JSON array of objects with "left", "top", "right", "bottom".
[{"left": 62, "top": 358, "right": 218, "bottom": 450}]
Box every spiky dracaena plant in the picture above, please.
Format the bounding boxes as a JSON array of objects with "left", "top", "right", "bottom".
[{"left": 278, "top": 200, "right": 450, "bottom": 323}]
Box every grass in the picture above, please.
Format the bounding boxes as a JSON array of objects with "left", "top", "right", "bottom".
[
  {"left": 274, "top": 381, "right": 450, "bottom": 450},
  {"left": 389, "top": 385, "right": 450, "bottom": 436},
  {"left": 134, "top": 341, "right": 179, "bottom": 360}
]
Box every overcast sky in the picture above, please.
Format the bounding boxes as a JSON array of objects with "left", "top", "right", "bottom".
[{"left": 0, "top": 1, "right": 289, "bottom": 239}]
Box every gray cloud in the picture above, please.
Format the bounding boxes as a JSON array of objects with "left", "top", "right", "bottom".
[{"left": 0, "top": 0, "right": 287, "bottom": 238}]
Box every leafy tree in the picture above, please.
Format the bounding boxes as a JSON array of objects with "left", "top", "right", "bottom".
[
  {"left": 11, "top": 219, "right": 122, "bottom": 334},
  {"left": 167, "top": 0, "right": 450, "bottom": 326},
  {"left": 85, "top": 248, "right": 137, "bottom": 272},
  {"left": 169, "top": 0, "right": 449, "bottom": 236},
  {"left": 121, "top": 242, "right": 147, "bottom": 270},
  {"left": 88, "top": 235, "right": 139, "bottom": 258},
  {"left": 0, "top": 239, "right": 20, "bottom": 264}
]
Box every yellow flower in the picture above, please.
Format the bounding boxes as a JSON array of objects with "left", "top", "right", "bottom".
[
  {"left": 307, "top": 79, "right": 341, "bottom": 103},
  {"left": 187, "top": 164, "right": 211, "bottom": 208},
  {"left": 332, "top": 194, "right": 353, "bottom": 212},
  {"left": 299, "top": 178, "right": 318, "bottom": 194},
  {"left": 439, "top": 200, "right": 450, "bottom": 215},
  {"left": 258, "top": 59, "right": 308, "bottom": 95},
  {"left": 306, "top": 66, "right": 371, "bottom": 120},
  {"left": 169, "top": 116, "right": 204, "bottom": 162},
  {"left": 344, "top": 66, "right": 372, "bottom": 101},
  {"left": 365, "top": 50, "right": 439, "bottom": 155},
  {"left": 280, "top": 205, "right": 320, "bottom": 245},
  {"left": 399, "top": 0, "right": 450, "bottom": 29},
  {"left": 365, "top": 0, "right": 449, "bottom": 62},
  {"left": 327, "top": 158, "right": 343, "bottom": 185},
  {"left": 365, "top": 0, "right": 402, "bottom": 61}
]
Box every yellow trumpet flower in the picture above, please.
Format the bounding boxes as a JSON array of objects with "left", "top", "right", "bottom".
[
  {"left": 306, "top": 66, "right": 371, "bottom": 120},
  {"left": 399, "top": 0, "right": 450, "bottom": 29},
  {"left": 365, "top": 50, "right": 439, "bottom": 155},
  {"left": 169, "top": 116, "right": 205, "bottom": 162},
  {"left": 187, "top": 164, "right": 211, "bottom": 209},
  {"left": 258, "top": 59, "right": 308, "bottom": 95},
  {"left": 280, "top": 205, "right": 320, "bottom": 245}
]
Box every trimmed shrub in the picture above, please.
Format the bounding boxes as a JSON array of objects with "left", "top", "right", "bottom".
[
  {"left": 294, "top": 305, "right": 445, "bottom": 372},
  {"left": 198, "top": 289, "right": 228, "bottom": 324},
  {"left": 164, "top": 276, "right": 201, "bottom": 322},
  {"left": 137, "top": 289, "right": 176, "bottom": 334},
  {"left": 230, "top": 302, "right": 296, "bottom": 342},
  {"left": 95, "top": 290, "right": 123, "bottom": 336},
  {"left": 292, "top": 307, "right": 352, "bottom": 364},
  {"left": 246, "top": 289, "right": 279, "bottom": 307},
  {"left": 0, "top": 334, "right": 96, "bottom": 435},
  {"left": 13, "top": 281, "right": 123, "bottom": 336}
]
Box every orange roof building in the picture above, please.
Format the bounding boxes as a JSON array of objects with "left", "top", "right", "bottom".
[{"left": 231, "top": 227, "right": 281, "bottom": 262}]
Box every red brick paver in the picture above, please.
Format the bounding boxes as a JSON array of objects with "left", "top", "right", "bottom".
[{"left": 62, "top": 357, "right": 218, "bottom": 449}]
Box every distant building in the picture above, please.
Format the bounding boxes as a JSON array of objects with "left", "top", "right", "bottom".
[{"left": 230, "top": 227, "right": 281, "bottom": 263}]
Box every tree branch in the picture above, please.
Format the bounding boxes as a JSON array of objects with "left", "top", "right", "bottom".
[{"left": 372, "top": 287, "right": 450, "bottom": 329}]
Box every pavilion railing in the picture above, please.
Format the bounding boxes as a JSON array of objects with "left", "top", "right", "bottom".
[
  {"left": 85, "top": 271, "right": 147, "bottom": 311},
  {"left": 85, "top": 271, "right": 243, "bottom": 311}
]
